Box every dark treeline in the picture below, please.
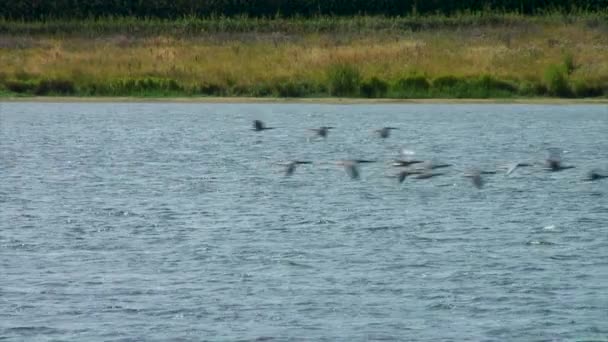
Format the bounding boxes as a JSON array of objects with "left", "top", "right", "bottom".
[{"left": 1, "top": 0, "right": 607, "bottom": 20}]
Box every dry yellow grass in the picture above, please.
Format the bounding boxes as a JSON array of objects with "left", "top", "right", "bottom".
[{"left": 0, "top": 19, "right": 607, "bottom": 96}]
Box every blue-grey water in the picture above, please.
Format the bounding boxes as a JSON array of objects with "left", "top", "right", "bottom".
[{"left": 1, "top": 102, "right": 607, "bottom": 341}]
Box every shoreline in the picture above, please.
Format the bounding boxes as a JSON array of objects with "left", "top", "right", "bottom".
[{"left": 1, "top": 96, "right": 607, "bottom": 105}]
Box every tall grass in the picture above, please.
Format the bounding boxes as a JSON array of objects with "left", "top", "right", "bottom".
[{"left": 0, "top": 14, "right": 607, "bottom": 98}]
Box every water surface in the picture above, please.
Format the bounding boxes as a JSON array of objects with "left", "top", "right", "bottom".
[{"left": 1, "top": 102, "right": 607, "bottom": 341}]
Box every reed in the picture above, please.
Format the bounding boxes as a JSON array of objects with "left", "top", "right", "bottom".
[{"left": 0, "top": 14, "right": 607, "bottom": 98}]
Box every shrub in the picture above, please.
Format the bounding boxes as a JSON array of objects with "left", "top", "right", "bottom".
[
  {"left": 228, "top": 84, "right": 252, "bottom": 96},
  {"left": 432, "top": 75, "right": 467, "bottom": 89},
  {"left": 518, "top": 80, "right": 547, "bottom": 96},
  {"left": 360, "top": 77, "right": 388, "bottom": 98},
  {"left": 427, "top": 75, "right": 518, "bottom": 98},
  {"left": 109, "top": 77, "right": 183, "bottom": 95},
  {"left": 5, "top": 80, "right": 37, "bottom": 93},
  {"left": 563, "top": 53, "right": 576, "bottom": 75},
  {"left": 544, "top": 64, "right": 571, "bottom": 97},
  {"left": 198, "top": 83, "right": 224, "bottom": 96},
  {"left": 392, "top": 75, "right": 430, "bottom": 98},
  {"left": 475, "top": 75, "right": 517, "bottom": 92},
  {"left": 35, "top": 79, "right": 76, "bottom": 95},
  {"left": 326, "top": 64, "right": 361, "bottom": 97},
  {"left": 274, "top": 80, "right": 311, "bottom": 97},
  {"left": 430, "top": 76, "right": 473, "bottom": 97},
  {"left": 395, "top": 76, "right": 430, "bottom": 91},
  {"left": 465, "top": 75, "right": 517, "bottom": 97},
  {"left": 250, "top": 83, "right": 274, "bottom": 97},
  {"left": 571, "top": 80, "right": 603, "bottom": 97}
]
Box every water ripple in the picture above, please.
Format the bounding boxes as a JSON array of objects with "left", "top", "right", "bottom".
[{"left": 1, "top": 102, "right": 607, "bottom": 341}]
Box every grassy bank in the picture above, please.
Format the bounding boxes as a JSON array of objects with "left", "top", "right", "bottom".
[{"left": 1, "top": 14, "right": 607, "bottom": 99}]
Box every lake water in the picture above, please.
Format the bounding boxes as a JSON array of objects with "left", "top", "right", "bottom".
[{"left": 1, "top": 102, "right": 607, "bottom": 341}]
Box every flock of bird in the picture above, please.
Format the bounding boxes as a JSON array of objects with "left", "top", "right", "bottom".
[{"left": 252, "top": 120, "right": 607, "bottom": 189}]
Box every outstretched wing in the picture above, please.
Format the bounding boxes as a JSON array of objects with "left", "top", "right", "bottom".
[
  {"left": 506, "top": 163, "right": 519, "bottom": 176},
  {"left": 546, "top": 148, "right": 563, "bottom": 164},
  {"left": 398, "top": 171, "right": 408, "bottom": 183},
  {"left": 345, "top": 164, "right": 360, "bottom": 180},
  {"left": 285, "top": 162, "right": 296, "bottom": 176}
]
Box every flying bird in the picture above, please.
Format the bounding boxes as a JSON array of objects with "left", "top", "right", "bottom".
[
  {"left": 464, "top": 169, "right": 484, "bottom": 189},
  {"left": 252, "top": 120, "right": 275, "bottom": 131},
  {"left": 283, "top": 161, "right": 313, "bottom": 176},
  {"left": 416, "top": 161, "right": 453, "bottom": 170},
  {"left": 585, "top": 169, "right": 608, "bottom": 181},
  {"left": 544, "top": 148, "right": 575, "bottom": 171},
  {"left": 375, "top": 127, "right": 398, "bottom": 138},
  {"left": 505, "top": 162, "right": 533, "bottom": 176},
  {"left": 308, "top": 126, "right": 334, "bottom": 139},
  {"left": 397, "top": 167, "right": 444, "bottom": 183},
  {"left": 336, "top": 159, "right": 376, "bottom": 180},
  {"left": 391, "top": 159, "right": 424, "bottom": 167}
]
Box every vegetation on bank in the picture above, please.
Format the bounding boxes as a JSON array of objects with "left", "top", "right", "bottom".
[
  {"left": 1, "top": 11, "right": 608, "bottom": 36},
  {"left": 0, "top": 14, "right": 607, "bottom": 99}
]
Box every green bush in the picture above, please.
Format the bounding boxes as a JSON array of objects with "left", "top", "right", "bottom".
[
  {"left": 250, "top": 83, "right": 274, "bottom": 97},
  {"left": 563, "top": 53, "right": 576, "bottom": 75},
  {"left": 197, "top": 83, "right": 224, "bottom": 96},
  {"left": 35, "top": 79, "right": 76, "bottom": 95},
  {"left": 465, "top": 75, "right": 517, "bottom": 97},
  {"left": 518, "top": 80, "right": 547, "bottom": 96},
  {"left": 229, "top": 84, "right": 250, "bottom": 96},
  {"left": 326, "top": 64, "right": 361, "bottom": 97},
  {"left": 5, "top": 80, "right": 38, "bottom": 94},
  {"left": 475, "top": 75, "right": 517, "bottom": 92},
  {"left": 544, "top": 64, "right": 571, "bottom": 97},
  {"left": 360, "top": 77, "right": 388, "bottom": 98},
  {"left": 431, "top": 76, "right": 471, "bottom": 97},
  {"left": 432, "top": 75, "right": 467, "bottom": 89},
  {"left": 571, "top": 80, "right": 604, "bottom": 97},
  {"left": 392, "top": 75, "right": 430, "bottom": 98},
  {"left": 396, "top": 76, "right": 430, "bottom": 91},
  {"left": 428, "top": 75, "right": 519, "bottom": 98},
  {"left": 274, "top": 80, "right": 317, "bottom": 97},
  {"left": 109, "top": 77, "right": 182, "bottom": 95}
]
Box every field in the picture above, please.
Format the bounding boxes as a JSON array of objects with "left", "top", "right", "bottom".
[{"left": 1, "top": 14, "right": 607, "bottom": 98}]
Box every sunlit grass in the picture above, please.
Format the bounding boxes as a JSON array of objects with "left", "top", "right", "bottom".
[{"left": 0, "top": 14, "right": 607, "bottom": 98}]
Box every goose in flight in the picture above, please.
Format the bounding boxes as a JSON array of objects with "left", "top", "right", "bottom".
[
  {"left": 391, "top": 159, "right": 424, "bottom": 167},
  {"left": 505, "top": 148, "right": 573, "bottom": 175},
  {"left": 395, "top": 160, "right": 451, "bottom": 183},
  {"left": 336, "top": 159, "right": 376, "bottom": 180},
  {"left": 375, "top": 127, "right": 399, "bottom": 138},
  {"left": 283, "top": 161, "right": 313, "bottom": 176},
  {"left": 252, "top": 120, "right": 275, "bottom": 131},
  {"left": 415, "top": 161, "right": 453, "bottom": 170},
  {"left": 398, "top": 170, "right": 445, "bottom": 183},
  {"left": 505, "top": 162, "right": 533, "bottom": 176},
  {"left": 397, "top": 161, "right": 448, "bottom": 182},
  {"left": 544, "top": 148, "right": 575, "bottom": 171},
  {"left": 464, "top": 169, "right": 484, "bottom": 189},
  {"left": 308, "top": 126, "right": 334, "bottom": 138},
  {"left": 390, "top": 147, "right": 423, "bottom": 167},
  {"left": 585, "top": 169, "right": 608, "bottom": 181}
]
